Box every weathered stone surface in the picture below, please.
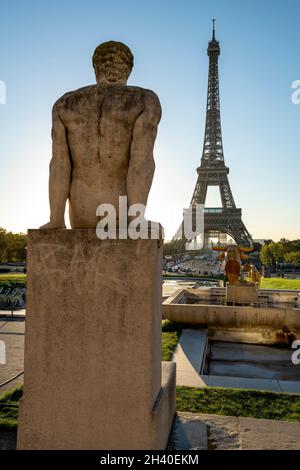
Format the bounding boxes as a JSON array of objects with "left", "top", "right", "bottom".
[
  {"left": 239, "top": 417, "right": 300, "bottom": 450},
  {"left": 168, "top": 413, "right": 208, "bottom": 450},
  {"left": 173, "top": 413, "right": 300, "bottom": 450},
  {"left": 163, "top": 288, "right": 300, "bottom": 331},
  {"left": 197, "top": 414, "right": 241, "bottom": 450},
  {"left": 226, "top": 284, "right": 259, "bottom": 304},
  {"left": 40, "top": 41, "right": 161, "bottom": 229},
  {"left": 17, "top": 230, "right": 176, "bottom": 449}
]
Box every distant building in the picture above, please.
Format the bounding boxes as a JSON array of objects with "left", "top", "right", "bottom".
[{"left": 253, "top": 239, "right": 273, "bottom": 246}]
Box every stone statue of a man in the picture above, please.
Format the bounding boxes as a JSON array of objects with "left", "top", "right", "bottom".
[{"left": 41, "top": 41, "right": 161, "bottom": 229}]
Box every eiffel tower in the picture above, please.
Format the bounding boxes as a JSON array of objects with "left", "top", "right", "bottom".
[{"left": 174, "top": 20, "right": 253, "bottom": 248}]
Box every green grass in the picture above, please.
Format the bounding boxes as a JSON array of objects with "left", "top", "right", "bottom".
[
  {"left": 0, "top": 274, "right": 26, "bottom": 283},
  {"left": 0, "top": 385, "right": 22, "bottom": 430},
  {"left": 260, "top": 278, "right": 300, "bottom": 290},
  {"left": 177, "top": 386, "right": 300, "bottom": 422},
  {"left": 162, "top": 321, "right": 186, "bottom": 361}
]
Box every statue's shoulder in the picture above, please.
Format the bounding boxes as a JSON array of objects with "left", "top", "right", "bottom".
[
  {"left": 126, "top": 86, "right": 160, "bottom": 103},
  {"left": 53, "top": 85, "right": 96, "bottom": 111},
  {"left": 125, "top": 86, "right": 161, "bottom": 117}
]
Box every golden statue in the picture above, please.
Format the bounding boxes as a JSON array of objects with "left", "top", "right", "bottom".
[
  {"left": 243, "top": 263, "right": 261, "bottom": 286},
  {"left": 213, "top": 244, "right": 252, "bottom": 284}
]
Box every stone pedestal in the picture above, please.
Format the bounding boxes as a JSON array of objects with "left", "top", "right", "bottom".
[
  {"left": 226, "top": 283, "right": 259, "bottom": 305},
  {"left": 17, "top": 229, "right": 176, "bottom": 450}
]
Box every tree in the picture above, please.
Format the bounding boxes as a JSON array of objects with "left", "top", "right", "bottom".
[
  {"left": 0, "top": 228, "right": 7, "bottom": 262},
  {"left": 0, "top": 228, "right": 27, "bottom": 263},
  {"left": 260, "top": 239, "right": 300, "bottom": 267},
  {"left": 260, "top": 241, "right": 284, "bottom": 265},
  {"left": 163, "top": 239, "right": 186, "bottom": 257},
  {"left": 284, "top": 251, "right": 300, "bottom": 265},
  {"left": 260, "top": 243, "right": 273, "bottom": 266}
]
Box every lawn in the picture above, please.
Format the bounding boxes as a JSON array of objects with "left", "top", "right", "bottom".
[
  {"left": 162, "top": 320, "right": 186, "bottom": 361},
  {"left": 260, "top": 278, "right": 300, "bottom": 290},
  {"left": 177, "top": 386, "right": 300, "bottom": 422},
  {"left": 0, "top": 385, "right": 22, "bottom": 430},
  {"left": 0, "top": 274, "right": 26, "bottom": 284},
  {"left": 1, "top": 384, "right": 300, "bottom": 431}
]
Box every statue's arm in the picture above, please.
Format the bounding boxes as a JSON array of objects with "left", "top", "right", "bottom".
[
  {"left": 127, "top": 90, "right": 162, "bottom": 208},
  {"left": 40, "top": 101, "right": 72, "bottom": 229}
]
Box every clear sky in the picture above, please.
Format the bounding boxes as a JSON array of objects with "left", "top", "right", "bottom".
[{"left": 0, "top": 0, "right": 299, "bottom": 241}]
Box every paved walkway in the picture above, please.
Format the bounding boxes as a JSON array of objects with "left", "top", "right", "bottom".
[
  {"left": 0, "top": 318, "right": 25, "bottom": 393},
  {"left": 170, "top": 412, "right": 300, "bottom": 450},
  {"left": 172, "top": 328, "right": 208, "bottom": 387}
]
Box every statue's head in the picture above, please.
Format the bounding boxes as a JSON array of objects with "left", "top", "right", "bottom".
[
  {"left": 226, "top": 244, "right": 241, "bottom": 261},
  {"left": 92, "top": 41, "right": 134, "bottom": 86}
]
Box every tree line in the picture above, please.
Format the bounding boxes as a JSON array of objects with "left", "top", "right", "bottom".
[
  {"left": 260, "top": 239, "right": 300, "bottom": 266},
  {"left": 0, "top": 228, "right": 27, "bottom": 263},
  {"left": 164, "top": 238, "right": 300, "bottom": 268}
]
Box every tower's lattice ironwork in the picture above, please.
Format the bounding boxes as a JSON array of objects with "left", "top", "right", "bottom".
[{"left": 174, "top": 20, "right": 253, "bottom": 248}]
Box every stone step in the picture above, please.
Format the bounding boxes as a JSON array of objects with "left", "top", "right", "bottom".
[
  {"left": 171, "top": 412, "right": 300, "bottom": 450},
  {"left": 168, "top": 413, "right": 208, "bottom": 450}
]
